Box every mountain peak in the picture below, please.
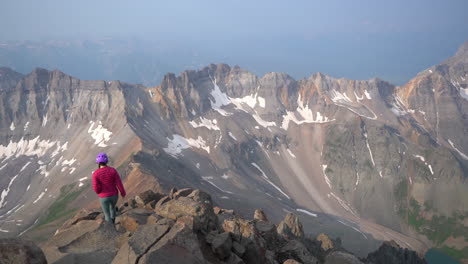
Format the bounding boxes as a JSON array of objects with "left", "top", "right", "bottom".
[{"left": 455, "top": 41, "right": 468, "bottom": 57}]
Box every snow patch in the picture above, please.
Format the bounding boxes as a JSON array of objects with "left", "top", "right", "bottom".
[
  {"left": 282, "top": 95, "right": 334, "bottom": 130},
  {"left": 286, "top": 149, "right": 296, "bottom": 158},
  {"left": 88, "top": 121, "right": 112, "bottom": 147},
  {"left": 330, "top": 90, "right": 353, "bottom": 103},
  {"left": 209, "top": 79, "right": 232, "bottom": 116},
  {"left": 364, "top": 90, "right": 372, "bottom": 99},
  {"left": 9, "top": 122, "right": 15, "bottom": 131},
  {"left": 296, "top": 208, "right": 317, "bottom": 217},
  {"left": 42, "top": 114, "right": 48, "bottom": 127},
  {"left": 164, "top": 134, "right": 210, "bottom": 157},
  {"left": 24, "top": 122, "right": 29, "bottom": 131},
  {"left": 0, "top": 136, "right": 63, "bottom": 160},
  {"left": 33, "top": 189, "right": 47, "bottom": 204},
  {"left": 414, "top": 155, "right": 434, "bottom": 175},
  {"left": 322, "top": 164, "right": 332, "bottom": 189},
  {"left": 20, "top": 161, "right": 31, "bottom": 172},
  {"left": 202, "top": 176, "right": 233, "bottom": 194},
  {"left": 251, "top": 162, "right": 290, "bottom": 199},
  {"left": 62, "top": 158, "right": 77, "bottom": 166},
  {"left": 189, "top": 117, "right": 220, "bottom": 131},
  {"left": 252, "top": 114, "right": 276, "bottom": 128},
  {"left": 363, "top": 131, "right": 375, "bottom": 167},
  {"left": 448, "top": 139, "right": 468, "bottom": 160},
  {"left": 0, "top": 174, "right": 19, "bottom": 208},
  {"left": 228, "top": 132, "right": 237, "bottom": 141}
]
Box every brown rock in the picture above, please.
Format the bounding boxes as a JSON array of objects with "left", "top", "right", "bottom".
[
  {"left": 60, "top": 209, "right": 101, "bottom": 231},
  {"left": 211, "top": 232, "right": 233, "bottom": 260},
  {"left": 214, "top": 206, "right": 223, "bottom": 215},
  {"left": 156, "top": 190, "right": 217, "bottom": 233},
  {"left": 277, "top": 213, "right": 304, "bottom": 239},
  {"left": 169, "top": 187, "right": 178, "bottom": 199},
  {"left": 154, "top": 195, "right": 170, "bottom": 209},
  {"left": 138, "top": 221, "right": 205, "bottom": 264},
  {"left": 112, "top": 223, "right": 171, "bottom": 264},
  {"left": 317, "top": 233, "right": 334, "bottom": 251},
  {"left": 254, "top": 209, "right": 268, "bottom": 221},
  {"left": 0, "top": 239, "right": 47, "bottom": 264},
  {"left": 135, "top": 189, "right": 163, "bottom": 206},
  {"left": 283, "top": 259, "right": 301, "bottom": 264},
  {"left": 173, "top": 188, "right": 194, "bottom": 199}
]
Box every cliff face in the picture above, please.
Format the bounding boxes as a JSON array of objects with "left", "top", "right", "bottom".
[{"left": 0, "top": 44, "right": 467, "bottom": 260}]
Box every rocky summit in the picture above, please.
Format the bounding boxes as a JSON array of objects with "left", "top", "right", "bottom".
[
  {"left": 0, "top": 43, "right": 467, "bottom": 262},
  {"left": 12, "top": 188, "right": 425, "bottom": 264}
]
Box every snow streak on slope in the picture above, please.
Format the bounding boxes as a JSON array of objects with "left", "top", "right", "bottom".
[
  {"left": 251, "top": 162, "right": 290, "bottom": 199},
  {"left": 164, "top": 134, "right": 210, "bottom": 157},
  {"left": 448, "top": 139, "right": 468, "bottom": 160},
  {"left": 0, "top": 174, "right": 20, "bottom": 208},
  {"left": 189, "top": 117, "right": 220, "bottom": 131},
  {"left": 0, "top": 137, "right": 66, "bottom": 160},
  {"left": 201, "top": 176, "right": 233, "bottom": 194},
  {"left": 88, "top": 121, "right": 113, "bottom": 147},
  {"left": 282, "top": 95, "right": 334, "bottom": 130},
  {"left": 209, "top": 79, "right": 232, "bottom": 116},
  {"left": 413, "top": 155, "right": 434, "bottom": 175},
  {"left": 296, "top": 208, "right": 317, "bottom": 217}
]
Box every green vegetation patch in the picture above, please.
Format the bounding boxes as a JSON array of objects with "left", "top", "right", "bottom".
[
  {"left": 402, "top": 197, "right": 468, "bottom": 258},
  {"left": 36, "top": 183, "right": 85, "bottom": 227},
  {"left": 437, "top": 246, "right": 468, "bottom": 261}
]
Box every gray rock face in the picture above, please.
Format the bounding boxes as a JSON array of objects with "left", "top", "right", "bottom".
[
  {"left": 0, "top": 238, "right": 47, "bottom": 264},
  {"left": 277, "top": 214, "right": 304, "bottom": 239}
]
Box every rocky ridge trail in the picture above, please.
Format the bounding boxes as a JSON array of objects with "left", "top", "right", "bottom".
[{"left": 31, "top": 187, "right": 426, "bottom": 264}]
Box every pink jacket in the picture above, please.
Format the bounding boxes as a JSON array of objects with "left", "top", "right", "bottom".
[{"left": 92, "top": 167, "right": 126, "bottom": 198}]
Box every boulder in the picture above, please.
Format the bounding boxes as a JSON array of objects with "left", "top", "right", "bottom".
[
  {"left": 232, "top": 241, "right": 246, "bottom": 257},
  {"left": 138, "top": 221, "right": 205, "bottom": 264},
  {"left": 277, "top": 213, "right": 304, "bottom": 239},
  {"left": 116, "top": 208, "right": 154, "bottom": 232},
  {"left": 173, "top": 188, "right": 194, "bottom": 199},
  {"left": 277, "top": 240, "right": 318, "bottom": 264},
  {"left": 254, "top": 209, "right": 268, "bottom": 221},
  {"left": 112, "top": 222, "right": 171, "bottom": 264},
  {"left": 0, "top": 238, "right": 47, "bottom": 264},
  {"left": 316, "top": 233, "right": 334, "bottom": 251},
  {"left": 135, "top": 190, "right": 163, "bottom": 206},
  {"left": 156, "top": 191, "right": 217, "bottom": 233},
  {"left": 211, "top": 232, "right": 233, "bottom": 260},
  {"left": 283, "top": 259, "right": 301, "bottom": 264},
  {"left": 227, "top": 253, "right": 246, "bottom": 264},
  {"left": 169, "top": 187, "right": 178, "bottom": 199},
  {"left": 324, "top": 251, "right": 364, "bottom": 264},
  {"left": 60, "top": 209, "right": 101, "bottom": 231}
]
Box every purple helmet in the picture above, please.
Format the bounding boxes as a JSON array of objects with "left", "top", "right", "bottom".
[{"left": 96, "top": 153, "right": 108, "bottom": 164}]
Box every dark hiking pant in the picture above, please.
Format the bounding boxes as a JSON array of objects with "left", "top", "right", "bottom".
[{"left": 99, "top": 195, "right": 118, "bottom": 222}]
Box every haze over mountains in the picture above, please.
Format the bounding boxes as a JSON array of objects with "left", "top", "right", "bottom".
[{"left": 0, "top": 38, "right": 467, "bottom": 263}]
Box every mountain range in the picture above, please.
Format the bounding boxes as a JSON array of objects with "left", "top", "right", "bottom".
[{"left": 0, "top": 42, "right": 467, "bottom": 261}]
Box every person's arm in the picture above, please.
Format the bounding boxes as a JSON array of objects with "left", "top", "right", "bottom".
[
  {"left": 92, "top": 171, "right": 102, "bottom": 194},
  {"left": 114, "top": 169, "right": 126, "bottom": 197}
]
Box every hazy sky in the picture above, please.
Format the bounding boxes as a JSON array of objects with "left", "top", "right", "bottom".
[{"left": 1, "top": 0, "right": 468, "bottom": 84}]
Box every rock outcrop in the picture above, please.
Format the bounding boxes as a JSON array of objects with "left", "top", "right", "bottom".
[
  {"left": 39, "top": 188, "right": 427, "bottom": 264},
  {"left": 0, "top": 238, "right": 47, "bottom": 264}
]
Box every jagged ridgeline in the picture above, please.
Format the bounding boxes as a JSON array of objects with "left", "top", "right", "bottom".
[{"left": 0, "top": 43, "right": 467, "bottom": 262}]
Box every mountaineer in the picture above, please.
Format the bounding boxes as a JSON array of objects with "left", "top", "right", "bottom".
[{"left": 92, "top": 153, "right": 126, "bottom": 223}]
